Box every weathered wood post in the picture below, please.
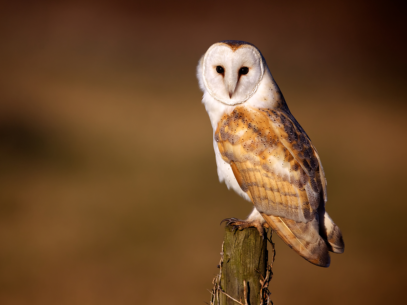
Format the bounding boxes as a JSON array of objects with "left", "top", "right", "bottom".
[{"left": 210, "top": 226, "right": 274, "bottom": 305}]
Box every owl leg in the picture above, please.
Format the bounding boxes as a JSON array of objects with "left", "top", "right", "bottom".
[{"left": 221, "top": 208, "right": 269, "bottom": 237}]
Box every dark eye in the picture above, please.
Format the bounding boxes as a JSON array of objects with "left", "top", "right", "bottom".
[
  {"left": 239, "top": 67, "right": 249, "bottom": 75},
  {"left": 216, "top": 66, "right": 224, "bottom": 74}
]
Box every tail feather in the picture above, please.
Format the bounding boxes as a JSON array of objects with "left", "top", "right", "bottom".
[
  {"left": 261, "top": 213, "right": 331, "bottom": 267},
  {"left": 322, "top": 213, "right": 345, "bottom": 254}
]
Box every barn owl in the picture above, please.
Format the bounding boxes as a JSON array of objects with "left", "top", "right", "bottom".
[{"left": 197, "top": 41, "right": 344, "bottom": 267}]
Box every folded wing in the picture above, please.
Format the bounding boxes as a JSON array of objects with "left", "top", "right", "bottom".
[{"left": 216, "top": 105, "right": 343, "bottom": 267}]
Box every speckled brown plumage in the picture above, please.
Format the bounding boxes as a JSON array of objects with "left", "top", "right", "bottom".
[{"left": 215, "top": 105, "right": 337, "bottom": 266}]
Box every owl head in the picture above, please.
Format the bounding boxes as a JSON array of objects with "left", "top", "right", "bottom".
[{"left": 197, "top": 41, "right": 266, "bottom": 106}]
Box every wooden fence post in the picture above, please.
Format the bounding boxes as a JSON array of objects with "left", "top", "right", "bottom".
[{"left": 210, "top": 226, "right": 274, "bottom": 305}]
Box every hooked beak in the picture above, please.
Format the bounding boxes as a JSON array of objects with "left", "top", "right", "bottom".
[{"left": 224, "top": 71, "right": 238, "bottom": 99}]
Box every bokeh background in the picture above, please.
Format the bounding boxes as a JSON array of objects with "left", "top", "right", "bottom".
[{"left": 0, "top": 1, "right": 406, "bottom": 304}]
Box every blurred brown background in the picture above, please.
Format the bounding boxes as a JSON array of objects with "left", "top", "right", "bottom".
[{"left": 0, "top": 0, "right": 406, "bottom": 304}]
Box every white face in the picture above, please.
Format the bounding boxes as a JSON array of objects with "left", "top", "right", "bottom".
[{"left": 202, "top": 43, "right": 264, "bottom": 105}]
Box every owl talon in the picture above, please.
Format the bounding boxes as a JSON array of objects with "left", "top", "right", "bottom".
[
  {"left": 221, "top": 217, "right": 266, "bottom": 237},
  {"left": 220, "top": 217, "right": 238, "bottom": 226}
]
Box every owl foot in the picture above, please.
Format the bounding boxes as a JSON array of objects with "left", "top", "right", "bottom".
[{"left": 220, "top": 217, "right": 268, "bottom": 237}]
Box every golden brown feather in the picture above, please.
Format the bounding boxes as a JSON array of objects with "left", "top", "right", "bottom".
[{"left": 215, "top": 105, "right": 343, "bottom": 267}]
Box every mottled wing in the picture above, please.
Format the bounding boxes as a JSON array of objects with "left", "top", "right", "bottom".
[
  {"left": 263, "top": 106, "right": 328, "bottom": 203},
  {"left": 216, "top": 106, "right": 330, "bottom": 266},
  {"left": 216, "top": 106, "right": 324, "bottom": 221}
]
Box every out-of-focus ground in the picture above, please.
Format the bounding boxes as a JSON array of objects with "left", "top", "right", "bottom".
[{"left": 0, "top": 1, "right": 406, "bottom": 304}]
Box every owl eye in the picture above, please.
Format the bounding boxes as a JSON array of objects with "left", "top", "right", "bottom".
[
  {"left": 216, "top": 66, "right": 224, "bottom": 74},
  {"left": 239, "top": 67, "right": 249, "bottom": 75}
]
